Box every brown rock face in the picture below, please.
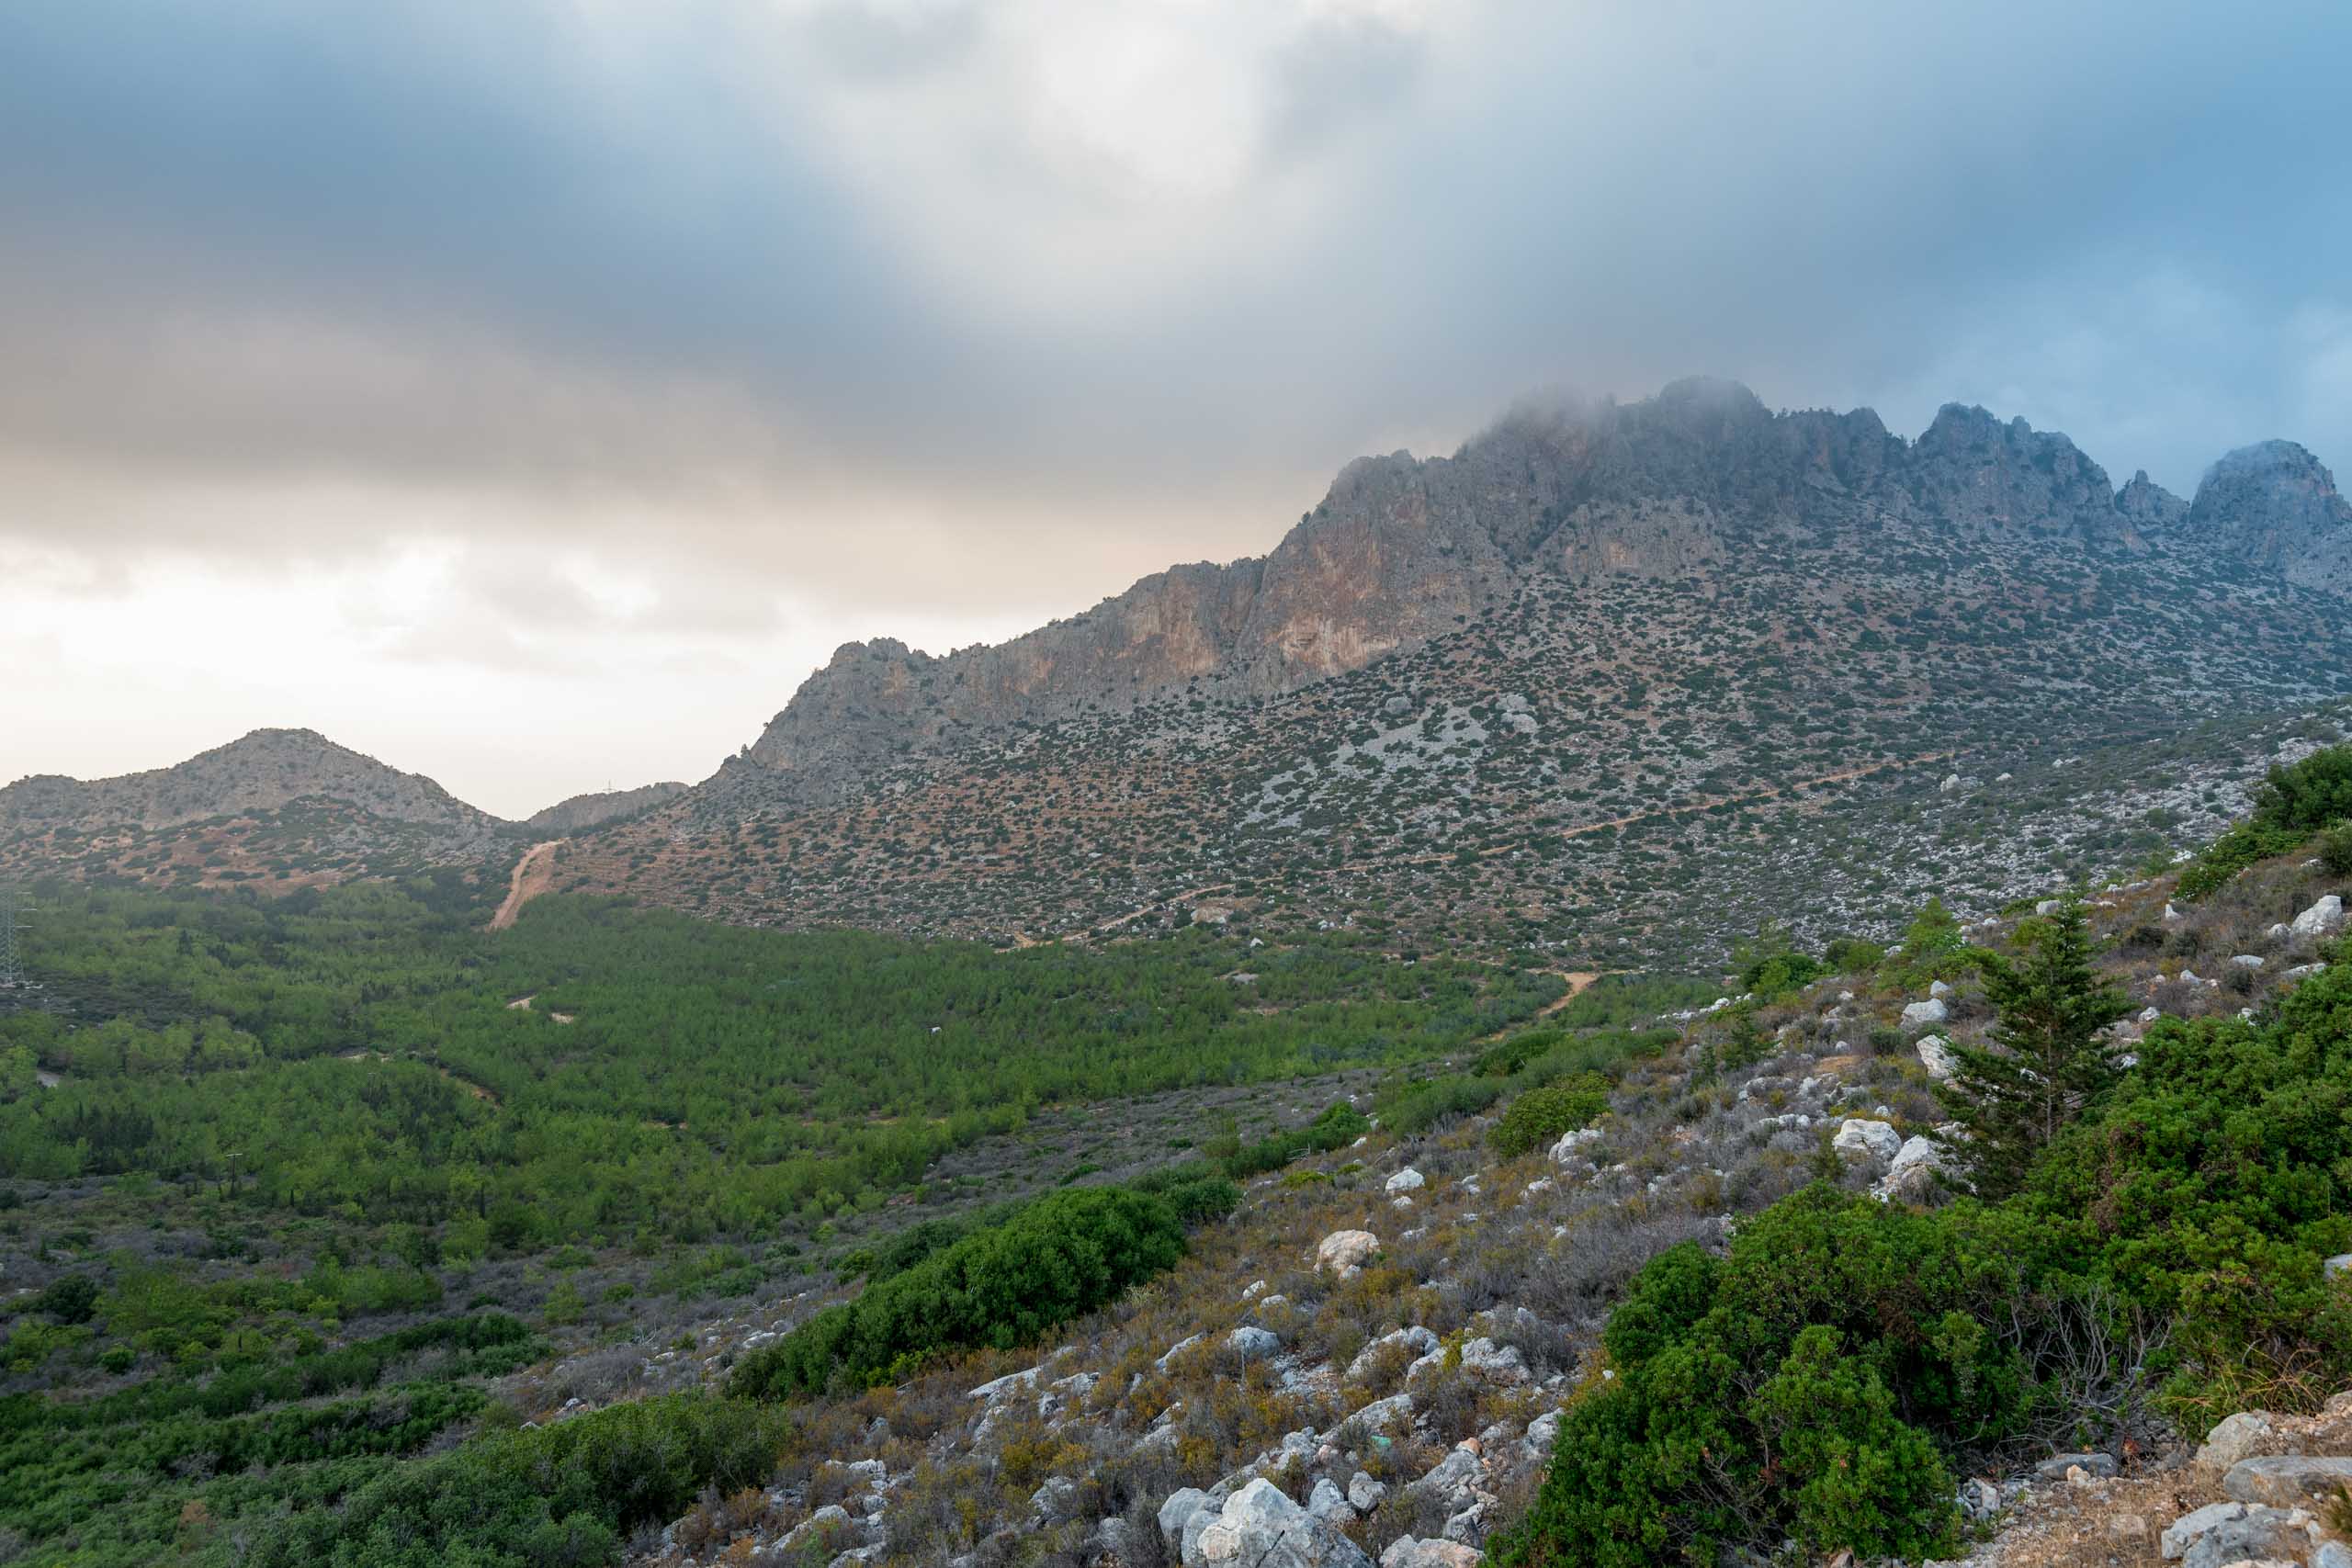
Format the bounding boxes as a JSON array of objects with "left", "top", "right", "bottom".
[{"left": 737, "top": 378, "right": 2190, "bottom": 807}]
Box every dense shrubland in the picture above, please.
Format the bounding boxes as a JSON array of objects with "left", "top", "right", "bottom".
[
  {"left": 1376, "top": 1023, "right": 1670, "bottom": 1143},
  {"left": 7, "top": 750, "right": 2352, "bottom": 1568},
  {"left": 0, "top": 883, "right": 1558, "bottom": 1246},
  {"left": 0, "top": 878, "right": 1560, "bottom": 1565},
  {"left": 242, "top": 1391, "right": 791, "bottom": 1568},
  {"left": 0, "top": 1314, "right": 549, "bottom": 1566}
]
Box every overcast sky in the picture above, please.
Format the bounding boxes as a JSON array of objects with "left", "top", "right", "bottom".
[{"left": 6, "top": 1, "right": 2350, "bottom": 817}]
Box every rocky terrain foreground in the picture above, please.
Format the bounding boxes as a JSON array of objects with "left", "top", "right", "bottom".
[{"left": 413, "top": 826, "right": 2352, "bottom": 1568}]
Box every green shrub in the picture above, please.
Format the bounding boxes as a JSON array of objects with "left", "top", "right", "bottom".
[
  {"left": 244, "top": 1392, "right": 787, "bottom": 1567},
  {"left": 32, "top": 1274, "right": 98, "bottom": 1325},
  {"left": 1127, "top": 1166, "right": 1241, "bottom": 1226},
  {"left": 2016, "top": 957, "right": 2352, "bottom": 1416},
  {"left": 1216, "top": 1102, "right": 1372, "bottom": 1179},
  {"left": 2321, "top": 824, "right": 2352, "bottom": 876},
  {"left": 1378, "top": 1073, "right": 1507, "bottom": 1135},
  {"left": 1500, "top": 943, "right": 2352, "bottom": 1568},
  {"left": 1492, "top": 1188, "right": 2034, "bottom": 1568},
  {"left": 1475, "top": 1028, "right": 1567, "bottom": 1077},
  {"left": 1734, "top": 922, "right": 1822, "bottom": 998},
  {"left": 2179, "top": 745, "right": 2352, "bottom": 897},
  {"left": 729, "top": 1186, "right": 1193, "bottom": 1399},
  {"left": 1884, "top": 897, "right": 1972, "bottom": 987},
  {"left": 1824, "top": 937, "right": 1887, "bottom": 975},
  {"left": 2254, "top": 746, "right": 2352, "bottom": 835},
  {"left": 2177, "top": 819, "right": 2309, "bottom": 899},
  {"left": 1489, "top": 1073, "right": 1611, "bottom": 1157}
]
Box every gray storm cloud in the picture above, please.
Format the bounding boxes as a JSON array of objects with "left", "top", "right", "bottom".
[{"left": 2, "top": 0, "right": 2349, "bottom": 809}]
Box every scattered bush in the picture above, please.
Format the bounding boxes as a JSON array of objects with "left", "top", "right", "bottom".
[
  {"left": 1489, "top": 1073, "right": 1611, "bottom": 1158},
  {"left": 1823, "top": 936, "right": 1886, "bottom": 975},
  {"left": 2179, "top": 745, "right": 2352, "bottom": 897},
  {"left": 729, "top": 1187, "right": 1193, "bottom": 1400},
  {"left": 1216, "top": 1102, "right": 1371, "bottom": 1179},
  {"left": 1492, "top": 1188, "right": 2037, "bottom": 1568},
  {"left": 2322, "top": 824, "right": 2352, "bottom": 876},
  {"left": 245, "top": 1392, "right": 788, "bottom": 1567},
  {"left": 1734, "top": 922, "right": 1822, "bottom": 998},
  {"left": 32, "top": 1274, "right": 99, "bottom": 1326}
]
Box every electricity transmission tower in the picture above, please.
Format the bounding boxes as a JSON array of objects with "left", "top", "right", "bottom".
[{"left": 0, "top": 884, "right": 34, "bottom": 990}]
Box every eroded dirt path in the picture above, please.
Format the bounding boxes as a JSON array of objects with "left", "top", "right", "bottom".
[{"left": 491, "top": 840, "right": 562, "bottom": 931}]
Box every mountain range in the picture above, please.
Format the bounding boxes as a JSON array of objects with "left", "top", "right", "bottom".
[{"left": 8, "top": 378, "right": 2351, "bottom": 963}]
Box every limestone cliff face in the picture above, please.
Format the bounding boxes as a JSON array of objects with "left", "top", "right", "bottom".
[
  {"left": 2188, "top": 441, "right": 2352, "bottom": 591},
  {"left": 0, "top": 728, "right": 506, "bottom": 836},
  {"left": 732, "top": 380, "right": 2339, "bottom": 807}
]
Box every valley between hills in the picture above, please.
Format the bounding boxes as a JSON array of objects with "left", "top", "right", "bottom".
[
  {"left": 11, "top": 379, "right": 2352, "bottom": 970},
  {"left": 9, "top": 380, "right": 2352, "bottom": 1568}
]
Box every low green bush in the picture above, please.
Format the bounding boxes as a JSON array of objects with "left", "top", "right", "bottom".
[
  {"left": 2179, "top": 745, "right": 2352, "bottom": 897},
  {"left": 1489, "top": 1073, "right": 1610, "bottom": 1157},
  {"left": 31, "top": 1274, "right": 98, "bottom": 1325},
  {"left": 243, "top": 1392, "right": 788, "bottom": 1568},
  {"left": 1128, "top": 1166, "right": 1243, "bottom": 1225},
  {"left": 1216, "top": 1102, "right": 1371, "bottom": 1179},
  {"left": 2017, "top": 961, "right": 2352, "bottom": 1416},
  {"left": 1377, "top": 1073, "right": 1505, "bottom": 1136},
  {"left": 1734, "top": 922, "right": 1823, "bottom": 998},
  {"left": 729, "top": 1186, "right": 1193, "bottom": 1399},
  {"left": 2320, "top": 823, "right": 2352, "bottom": 876},
  {"left": 1492, "top": 1188, "right": 2036, "bottom": 1568}
]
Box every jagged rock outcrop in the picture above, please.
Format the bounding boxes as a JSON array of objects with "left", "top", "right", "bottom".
[
  {"left": 2188, "top": 440, "right": 2352, "bottom": 590},
  {"left": 0, "top": 728, "right": 504, "bottom": 837},
  {"left": 723, "top": 379, "right": 2335, "bottom": 812},
  {"left": 2116, "top": 468, "right": 2190, "bottom": 533},
  {"left": 524, "top": 781, "right": 686, "bottom": 833},
  {"left": 555, "top": 379, "right": 2352, "bottom": 960},
  {"left": 1905, "top": 402, "right": 2135, "bottom": 543}
]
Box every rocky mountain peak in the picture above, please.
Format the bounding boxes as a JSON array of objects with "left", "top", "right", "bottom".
[
  {"left": 1908, "top": 404, "right": 2122, "bottom": 540},
  {"left": 707, "top": 381, "right": 2350, "bottom": 814},
  {"left": 2116, "top": 468, "right": 2189, "bottom": 531},
  {"left": 0, "top": 728, "right": 504, "bottom": 835},
  {"left": 1650, "top": 373, "right": 1771, "bottom": 427},
  {"left": 2188, "top": 439, "right": 2352, "bottom": 588}
]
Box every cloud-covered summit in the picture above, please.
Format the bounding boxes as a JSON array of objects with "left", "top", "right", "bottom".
[{"left": 2, "top": 0, "right": 2348, "bottom": 813}]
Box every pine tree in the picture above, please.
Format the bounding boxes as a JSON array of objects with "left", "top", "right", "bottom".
[{"left": 1932, "top": 896, "right": 2130, "bottom": 1199}]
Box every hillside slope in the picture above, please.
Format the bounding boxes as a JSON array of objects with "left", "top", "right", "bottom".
[
  {"left": 560, "top": 383, "right": 2352, "bottom": 965},
  {"left": 524, "top": 782, "right": 688, "bottom": 834},
  {"left": 0, "top": 728, "right": 515, "bottom": 891}
]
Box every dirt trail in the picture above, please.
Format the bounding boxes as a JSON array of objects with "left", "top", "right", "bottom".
[
  {"left": 1535, "top": 971, "right": 1601, "bottom": 1012},
  {"left": 491, "top": 840, "right": 562, "bottom": 931},
  {"left": 1473, "top": 970, "right": 1603, "bottom": 1043}
]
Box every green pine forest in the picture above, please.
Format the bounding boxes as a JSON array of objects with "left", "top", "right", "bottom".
[
  {"left": 0, "top": 877, "right": 1565, "bottom": 1565},
  {"left": 0, "top": 881, "right": 1562, "bottom": 1247}
]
